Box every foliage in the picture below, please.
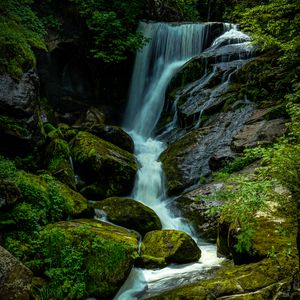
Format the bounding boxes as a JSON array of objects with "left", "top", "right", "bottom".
[
  {"left": 226, "top": 0, "right": 300, "bottom": 67},
  {"left": 69, "top": 0, "right": 146, "bottom": 63},
  {"left": 0, "top": 0, "right": 46, "bottom": 78},
  {"left": 27, "top": 224, "right": 133, "bottom": 299}
]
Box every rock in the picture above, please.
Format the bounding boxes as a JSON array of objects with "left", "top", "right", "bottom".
[
  {"left": 160, "top": 107, "right": 252, "bottom": 195},
  {"left": 0, "top": 71, "right": 38, "bottom": 118},
  {"left": 0, "top": 115, "right": 33, "bottom": 157},
  {"left": 232, "top": 117, "right": 287, "bottom": 152},
  {"left": 146, "top": 255, "right": 297, "bottom": 300},
  {"left": 88, "top": 125, "right": 134, "bottom": 153},
  {"left": 45, "top": 138, "right": 76, "bottom": 189},
  {"left": 173, "top": 183, "right": 223, "bottom": 242},
  {"left": 0, "top": 157, "right": 90, "bottom": 230},
  {"left": 93, "top": 197, "right": 162, "bottom": 236},
  {"left": 70, "top": 131, "right": 138, "bottom": 199},
  {"left": 32, "top": 219, "right": 139, "bottom": 299},
  {"left": 0, "top": 246, "right": 32, "bottom": 300},
  {"left": 217, "top": 216, "right": 294, "bottom": 265},
  {"left": 0, "top": 179, "right": 20, "bottom": 209},
  {"left": 76, "top": 107, "right": 106, "bottom": 128},
  {"left": 139, "top": 230, "right": 201, "bottom": 268}
]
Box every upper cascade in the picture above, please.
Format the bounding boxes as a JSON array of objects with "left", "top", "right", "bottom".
[{"left": 123, "top": 21, "right": 234, "bottom": 138}]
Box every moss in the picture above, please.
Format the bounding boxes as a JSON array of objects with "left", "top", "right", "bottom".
[
  {"left": 0, "top": 115, "right": 31, "bottom": 137},
  {"left": 70, "top": 131, "right": 138, "bottom": 198},
  {"left": 0, "top": 157, "right": 88, "bottom": 232},
  {"left": 140, "top": 230, "right": 201, "bottom": 268},
  {"left": 26, "top": 219, "right": 139, "bottom": 299}
]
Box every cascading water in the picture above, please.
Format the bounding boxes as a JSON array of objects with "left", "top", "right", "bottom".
[{"left": 115, "top": 21, "right": 251, "bottom": 299}]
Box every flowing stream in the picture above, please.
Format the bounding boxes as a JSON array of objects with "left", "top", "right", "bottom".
[{"left": 115, "top": 21, "right": 247, "bottom": 299}]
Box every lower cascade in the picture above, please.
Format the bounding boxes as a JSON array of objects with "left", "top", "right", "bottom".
[{"left": 115, "top": 21, "right": 253, "bottom": 299}]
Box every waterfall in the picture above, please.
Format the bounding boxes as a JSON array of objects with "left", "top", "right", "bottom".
[{"left": 116, "top": 21, "right": 246, "bottom": 299}]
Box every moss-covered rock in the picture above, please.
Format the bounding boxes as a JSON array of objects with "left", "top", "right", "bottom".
[
  {"left": 0, "top": 246, "right": 33, "bottom": 300},
  {"left": 45, "top": 138, "right": 76, "bottom": 189},
  {"left": 27, "top": 219, "right": 139, "bottom": 299},
  {"left": 140, "top": 230, "right": 201, "bottom": 268},
  {"left": 0, "top": 157, "right": 90, "bottom": 231},
  {"left": 87, "top": 125, "right": 134, "bottom": 153},
  {"left": 70, "top": 131, "right": 138, "bottom": 199},
  {"left": 147, "top": 254, "right": 297, "bottom": 299},
  {"left": 0, "top": 178, "right": 20, "bottom": 209},
  {"left": 217, "top": 215, "right": 295, "bottom": 265},
  {"left": 93, "top": 197, "right": 162, "bottom": 236}
]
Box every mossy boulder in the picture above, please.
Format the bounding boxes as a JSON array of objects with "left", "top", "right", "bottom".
[
  {"left": 87, "top": 125, "right": 134, "bottom": 153},
  {"left": 0, "top": 245, "right": 33, "bottom": 300},
  {"left": 146, "top": 254, "right": 297, "bottom": 299},
  {"left": 28, "top": 219, "right": 139, "bottom": 299},
  {"left": 0, "top": 157, "right": 90, "bottom": 231},
  {"left": 70, "top": 131, "right": 138, "bottom": 199},
  {"left": 45, "top": 138, "right": 76, "bottom": 189},
  {"left": 93, "top": 197, "right": 162, "bottom": 236},
  {"left": 139, "top": 230, "right": 201, "bottom": 269},
  {"left": 217, "top": 215, "right": 295, "bottom": 265}
]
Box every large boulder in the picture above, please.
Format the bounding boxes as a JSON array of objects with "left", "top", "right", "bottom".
[
  {"left": 70, "top": 131, "right": 138, "bottom": 199},
  {"left": 87, "top": 125, "right": 134, "bottom": 153},
  {"left": 29, "top": 219, "right": 139, "bottom": 299},
  {"left": 93, "top": 197, "right": 162, "bottom": 236},
  {"left": 0, "top": 71, "right": 38, "bottom": 118},
  {"left": 0, "top": 157, "right": 90, "bottom": 230},
  {"left": 139, "top": 230, "right": 201, "bottom": 269},
  {"left": 217, "top": 215, "right": 295, "bottom": 265},
  {"left": 0, "top": 246, "right": 32, "bottom": 300}
]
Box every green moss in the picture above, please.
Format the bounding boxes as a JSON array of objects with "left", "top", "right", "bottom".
[
  {"left": 0, "top": 115, "right": 31, "bottom": 137},
  {"left": 27, "top": 219, "right": 139, "bottom": 299},
  {"left": 70, "top": 131, "right": 138, "bottom": 198},
  {"left": 141, "top": 230, "right": 201, "bottom": 268}
]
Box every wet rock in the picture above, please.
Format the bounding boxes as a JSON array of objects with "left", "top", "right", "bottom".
[
  {"left": 75, "top": 107, "right": 106, "bottom": 128},
  {"left": 0, "top": 246, "right": 32, "bottom": 300},
  {"left": 160, "top": 107, "right": 252, "bottom": 195},
  {"left": 93, "top": 197, "right": 162, "bottom": 236},
  {"left": 0, "top": 179, "right": 20, "bottom": 209},
  {"left": 0, "top": 71, "right": 38, "bottom": 118},
  {"left": 70, "top": 131, "right": 137, "bottom": 199},
  {"left": 33, "top": 219, "right": 139, "bottom": 299},
  {"left": 88, "top": 125, "right": 134, "bottom": 153},
  {"left": 173, "top": 183, "right": 223, "bottom": 242},
  {"left": 140, "top": 230, "right": 201, "bottom": 269},
  {"left": 232, "top": 116, "right": 287, "bottom": 152}
]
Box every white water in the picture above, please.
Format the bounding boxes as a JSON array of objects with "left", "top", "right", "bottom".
[{"left": 114, "top": 21, "right": 232, "bottom": 300}]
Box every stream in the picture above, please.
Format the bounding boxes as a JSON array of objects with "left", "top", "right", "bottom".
[{"left": 114, "top": 21, "right": 252, "bottom": 299}]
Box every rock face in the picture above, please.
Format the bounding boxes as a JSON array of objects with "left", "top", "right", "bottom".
[
  {"left": 160, "top": 107, "right": 252, "bottom": 195},
  {"left": 70, "top": 131, "right": 138, "bottom": 199},
  {"left": 139, "top": 230, "right": 201, "bottom": 268},
  {"left": 34, "top": 219, "right": 139, "bottom": 299},
  {"left": 0, "top": 71, "right": 38, "bottom": 118},
  {"left": 0, "top": 246, "right": 33, "bottom": 300},
  {"left": 93, "top": 197, "right": 162, "bottom": 236},
  {"left": 232, "top": 114, "right": 287, "bottom": 152}
]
